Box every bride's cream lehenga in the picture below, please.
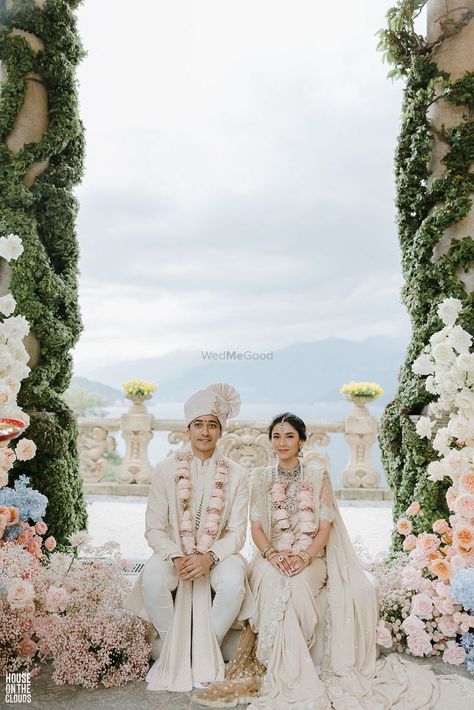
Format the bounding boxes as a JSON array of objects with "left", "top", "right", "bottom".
[{"left": 196, "top": 461, "right": 474, "bottom": 709}]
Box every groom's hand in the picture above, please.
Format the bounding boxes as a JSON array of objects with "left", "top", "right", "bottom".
[{"left": 179, "top": 553, "right": 213, "bottom": 580}]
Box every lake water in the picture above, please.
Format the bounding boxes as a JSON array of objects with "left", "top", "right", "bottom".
[{"left": 105, "top": 400, "right": 388, "bottom": 488}]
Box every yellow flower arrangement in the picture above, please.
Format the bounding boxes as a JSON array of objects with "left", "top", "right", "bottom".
[
  {"left": 340, "top": 381, "right": 384, "bottom": 400},
  {"left": 122, "top": 379, "right": 157, "bottom": 400}
]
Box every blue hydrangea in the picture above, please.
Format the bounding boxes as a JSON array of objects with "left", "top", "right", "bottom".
[
  {"left": 451, "top": 568, "right": 474, "bottom": 612},
  {"left": 461, "top": 632, "right": 474, "bottom": 653},
  {"left": 467, "top": 650, "right": 474, "bottom": 676},
  {"left": 0, "top": 475, "right": 48, "bottom": 523},
  {"left": 3, "top": 523, "right": 21, "bottom": 540}
]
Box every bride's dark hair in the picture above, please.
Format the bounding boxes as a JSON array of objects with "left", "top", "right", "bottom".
[{"left": 268, "top": 412, "right": 307, "bottom": 441}]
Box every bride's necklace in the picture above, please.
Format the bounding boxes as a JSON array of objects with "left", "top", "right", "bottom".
[{"left": 270, "top": 459, "right": 317, "bottom": 552}]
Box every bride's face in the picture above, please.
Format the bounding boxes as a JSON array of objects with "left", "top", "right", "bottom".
[{"left": 270, "top": 421, "right": 301, "bottom": 464}]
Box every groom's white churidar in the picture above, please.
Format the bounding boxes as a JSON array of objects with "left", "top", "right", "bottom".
[{"left": 123, "top": 383, "right": 253, "bottom": 692}]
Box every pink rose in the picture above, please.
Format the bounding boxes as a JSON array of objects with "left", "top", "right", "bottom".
[
  {"left": 15, "top": 438, "right": 37, "bottom": 461},
  {"left": 450, "top": 554, "right": 467, "bottom": 575},
  {"left": 205, "top": 522, "right": 219, "bottom": 535},
  {"left": 273, "top": 509, "right": 289, "bottom": 521},
  {"left": 196, "top": 534, "right": 214, "bottom": 553},
  {"left": 297, "top": 500, "right": 313, "bottom": 512},
  {"left": 403, "top": 534, "right": 417, "bottom": 551},
  {"left": 454, "top": 493, "right": 474, "bottom": 518},
  {"left": 35, "top": 521, "right": 47, "bottom": 535},
  {"left": 45, "top": 586, "right": 69, "bottom": 613},
  {"left": 435, "top": 581, "right": 451, "bottom": 598},
  {"left": 0, "top": 447, "right": 16, "bottom": 471},
  {"left": 19, "top": 638, "right": 37, "bottom": 657},
  {"left": 401, "top": 565, "right": 423, "bottom": 591},
  {"left": 27, "top": 540, "right": 42, "bottom": 558},
  {"left": 432, "top": 519, "right": 449, "bottom": 535},
  {"left": 411, "top": 593, "right": 433, "bottom": 619},
  {"left": 44, "top": 536, "right": 56, "bottom": 551},
  {"left": 271, "top": 492, "right": 286, "bottom": 504},
  {"left": 397, "top": 518, "right": 412, "bottom": 536},
  {"left": 299, "top": 510, "right": 314, "bottom": 522},
  {"left": 406, "top": 501, "right": 421, "bottom": 516},
  {"left": 453, "top": 612, "right": 474, "bottom": 634},
  {"left": 300, "top": 521, "right": 317, "bottom": 533},
  {"left": 407, "top": 630, "right": 432, "bottom": 657},
  {"left": 7, "top": 578, "right": 35, "bottom": 609},
  {"left": 437, "top": 615, "right": 458, "bottom": 637},
  {"left": 442, "top": 640, "right": 466, "bottom": 665},
  {"left": 433, "top": 596, "right": 454, "bottom": 615},
  {"left": 401, "top": 614, "right": 425, "bottom": 636},
  {"left": 409, "top": 548, "right": 429, "bottom": 570},
  {"left": 375, "top": 621, "right": 393, "bottom": 649},
  {"left": 276, "top": 518, "right": 291, "bottom": 530},
  {"left": 208, "top": 497, "right": 224, "bottom": 510},
  {"left": 206, "top": 512, "right": 220, "bottom": 523}
]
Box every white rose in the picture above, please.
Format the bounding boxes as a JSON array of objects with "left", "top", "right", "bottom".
[
  {"left": 7, "top": 339, "right": 29, "bottom": 364},
  {"left": 432, "top": 428, "right": 451, "bottom": 454},
  {"left": 455, "top": 388, "right": 474, "bottom": 415},
  {"left": 443, "top": 450, "right": 469, "bottom": 478},
  {"left": 456, "top": 353, "right": 474, "bottom": 374},
  {"left": 425, "top": 375, "right": 438, "bottom": 394},
  {"left": 0, "top": 382, "right": 15, "bottom": 407},
  {"left": 412, "top": 354, "right": 435, "bottom": 376},
  {"left": 416, "top": 416, "right": 434, "bottom": 440},
  {"left": 0, "top": 315, "right": 30, "bottom": 340},
  {"left": 433, "top": 342, "right": 456, "bottom": 366},
  {"left": 427, "top": 460, "right": 447, "bottom": 482},
  {"left": 447, "top": 416, "right": 469, "bottom": 441},
  {"left": 437, "top": 298, "right": 463, "bottom": 326},
  {"left": 0, "top": 294, "right": 16, "bottom": 317},
  {"left": 430, "top": 326, "right": 452, "bottom": 346},
  {"left": 7, "top": 361, "right": 30, "bottom": 382},
  {"left": 448, "top": 325, "right": 473, "bottom": 355},
  {"left": 0, "top": 234, "right": 24, "bottom": 262}
]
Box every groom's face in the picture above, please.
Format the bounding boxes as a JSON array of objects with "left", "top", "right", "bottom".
[{"left": 187, "top": 415, "right": 222, "bottom": 455}]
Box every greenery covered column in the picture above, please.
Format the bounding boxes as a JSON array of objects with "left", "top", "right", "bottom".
[
  {"left": 0, "top": 0, "right": 87, "bottom": 545},
  {"left": 378, "top": 0, "right": 474, "bottom": 549}
]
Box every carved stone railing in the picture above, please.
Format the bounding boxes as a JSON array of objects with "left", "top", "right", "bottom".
[{"left": 78, "top": 398, "right": 391, "bottom": 499}]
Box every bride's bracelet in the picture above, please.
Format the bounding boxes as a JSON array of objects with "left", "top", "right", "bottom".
[
  {"left": 295, "top": 551, "right": 312, "bottom": 566},
  {"left": 262, "top": 545, "right": 277, "bottom": 560}
]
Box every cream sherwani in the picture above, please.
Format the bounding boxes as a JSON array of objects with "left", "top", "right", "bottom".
[{"left": 123, "top": 443, "right": 254, "bottom": 691}]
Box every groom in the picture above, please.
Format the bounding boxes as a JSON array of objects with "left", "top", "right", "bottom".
[{"left": 124, "top": 383, "right": 252, "bottom": 692}]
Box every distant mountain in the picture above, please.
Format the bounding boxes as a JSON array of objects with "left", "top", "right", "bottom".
[
  {"left": 78, "top": 336, "right": 408, "bottom": 405},
  {"left": 70, "top": 376, "right": 123, "bottom": 403}
]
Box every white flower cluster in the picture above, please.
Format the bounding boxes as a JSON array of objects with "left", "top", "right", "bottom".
[
  {"left": 0, "top": 234, "right": 31, "bottom": 426},
  {"left": 412, "top": 298, "right": 474, "bottom": 461}
]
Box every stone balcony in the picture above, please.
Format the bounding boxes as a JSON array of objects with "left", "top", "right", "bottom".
[{"left": 78, "top": 397, "right": 392, "bottom": 500}]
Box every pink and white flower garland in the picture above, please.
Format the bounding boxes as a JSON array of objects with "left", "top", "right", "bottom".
[
  {"left": 175, "top": 450, "right": 228, "bottom": 555},
  {"left": 270, "top": 476, "right": 317, "bottom": 552}
]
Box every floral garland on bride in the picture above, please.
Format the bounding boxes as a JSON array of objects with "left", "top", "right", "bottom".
[
  {"left": 270, "top": 477, "right": 317, "bottom": 553},
  {"left": 175, "top": 450, "right": 229, "bottom": 555}
]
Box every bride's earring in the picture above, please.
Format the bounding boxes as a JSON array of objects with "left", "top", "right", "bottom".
[{"left": 298, "top": 446, "right": 303, "bottom": 458}]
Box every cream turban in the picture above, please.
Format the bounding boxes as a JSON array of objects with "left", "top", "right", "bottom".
[{"left": 184, "top": 383, "right": 241, "bottom": 429}]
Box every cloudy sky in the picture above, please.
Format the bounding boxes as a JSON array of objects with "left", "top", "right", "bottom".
[{"left": 73, "top": 0, "right": 413, "bottom": 374}]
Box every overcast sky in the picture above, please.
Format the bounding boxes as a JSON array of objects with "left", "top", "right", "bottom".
[{"left": 73, "top": 0, "right": 412, "bottom": 374}]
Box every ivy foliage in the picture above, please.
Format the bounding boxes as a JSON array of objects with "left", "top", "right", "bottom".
[
  {"left": 378, "top": 1, "right": 474, "bottom": 550},
  {"left": 0, "top": 0, "right": 87, "bottom": 547}
]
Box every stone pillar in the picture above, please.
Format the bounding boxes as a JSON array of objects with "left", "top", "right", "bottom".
[
  {"left": 116, "top": 399, "right": 154, "bottom": 484},
  {"left": 341, "top": 401, "right": 380, "bottom": 488},
  {"left": 428, "top": 0, "right": 474, "bottom": 292}
]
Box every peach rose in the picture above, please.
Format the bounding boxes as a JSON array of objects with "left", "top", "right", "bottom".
[
  {"left": 19, "top": 638, "right": 37, "bottom": 657},
  {"left": 430, "top": 558, "right": 451, "bottom": 581},
  {"left": 35, "top": 521, "right": 48, "bottom": 535},
  {"left": 27, "top": 540, "right": 42, "bottom": 558},
  {"left": 0, "top": 447, "right": 16, "bottom": 471},
  {"left": 411, "top": 593, "right": 433, "bottom": 620},
  {"left": 459, "top": 471, "right": 474, "bottom": 494},
  {"left": 453, "top": 526, "right": 474, "bottom": 550},
  {"left": 397, "top": 518, "right": 412, "bottom": 536},
  {"left": 45, "top": 586, "right": 69, "bottom": 613},
  {"left": 44, "top": 536, "right": 56, "bottom": 551},
  {"left": 416, "top": 533, "right": 440, "bottom": 554},
  {"left": 442, "top": 640, "right": 466, "bottom": 665},
  {"left": 406, "top": 501, "right": 421, "bottom": 516},
  {"left": 7, "top": 578, "right": 35, "bottom": 609},
  {"left": 403, "top": 534, "right": 417, "bottom": 551},
  {"left": 432, "top": 519, "right": 449, "bottom": 535},
  {"left": 6, "top": 506, "right": 20, "bottom": 526},
  {"left": 15, "top": 438, "right": 37, "bottom": 461},
  {"left": 454, "top": 493, "right": 474, "bottom": 518}
]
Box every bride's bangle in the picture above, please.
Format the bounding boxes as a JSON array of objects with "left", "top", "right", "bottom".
[
  {"left": 296, "top": 551, "right": 312, "bottom": 566},
  {"left": 262, "top": 545, "right": 276, "bottom": 559}
]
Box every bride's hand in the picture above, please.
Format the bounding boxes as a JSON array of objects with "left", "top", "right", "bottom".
[
  {"left": 287, "top": 554, "right": 306, "bottom": 575},
  {"left": 269, "top": 551, "right": 293, "bottom": 575}
]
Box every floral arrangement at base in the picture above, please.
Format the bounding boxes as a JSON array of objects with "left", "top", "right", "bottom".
[
  {"left": 340, "top": 381, "right": 384, "bottom": 402},
  {"left": 122, "top": 379, "right": 157, "bottom": 401},
  {"left": 377, "top": 298, "right": 474, "bottom": 674}
]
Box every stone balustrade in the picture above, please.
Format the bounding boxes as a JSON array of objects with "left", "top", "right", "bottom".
[{"left": 78, "top": 398, "right": 391, "bottom": 499}]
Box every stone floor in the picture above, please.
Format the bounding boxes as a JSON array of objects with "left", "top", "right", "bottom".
[{"left": 2, "top": 655, "right": 473, "bottom": 710}]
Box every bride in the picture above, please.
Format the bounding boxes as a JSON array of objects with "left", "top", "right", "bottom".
[{"left": 196, "top": 412, "right": 440, "bottom": 709}]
